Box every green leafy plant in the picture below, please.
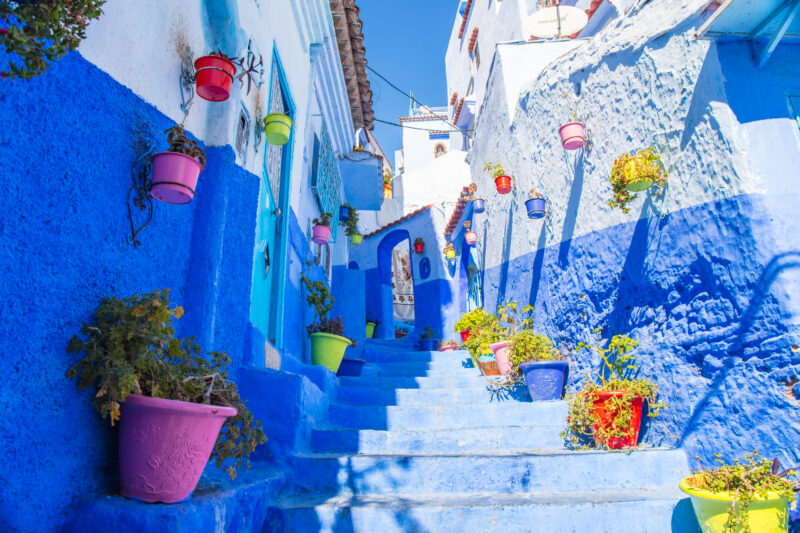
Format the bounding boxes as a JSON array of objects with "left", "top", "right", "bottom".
[
  {"left": 420, "top": 326, "right": 435, "bottom": 340},
  {"left": 608, "top": 147, "right": 668, "bottom": 213},
  {"left": 685, "top": 452, "right": 799, "bottom": 533},
  {"left": 562, "top": 328, "right": 665, "bottom": 448},
  {"left": 460, "top": 312, "right": 500, "bottom": 365},
  {"left": 65, "top": 289, "right": 266, "bottom": 479},
  {"left": 0, "top": 0, "right": 105, "bottom": 80},
  {"left": 383, "top": 171, "right": 393, "bottom": 186},
  {"left": 454, "top": 307, "right": 496, "bottom": 334},
  {"left": 299, "top": 262, "right": 355, "bottom": 344},
  {"left": 496, "top": 300, "right": 534, "bottom": 340},
  {"left": 165, "top": 125, "right": 206, "bottom": 167},
  {"left": 508, "top": 330, "right": 560, "bottom": 375},
  {"left": 313, "top": 212, "right": 333, "bottom": 228},
  {"left": 482, "top": 162, "right": 507, "bottom": 179},
  {"left": 342, "top": 204, "right": 359, "bottom": 237}
]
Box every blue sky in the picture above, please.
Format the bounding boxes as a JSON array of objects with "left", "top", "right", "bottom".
[{"left": 358, "top": 0, "right": 459, "bottom": 165}]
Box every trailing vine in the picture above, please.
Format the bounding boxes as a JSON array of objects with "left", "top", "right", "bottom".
[
  {"left": 165, "top": 125, "right": 206, "bottom": 167},
  {"left": 608, "top": 147, "right": 667, "bottom": 213}
]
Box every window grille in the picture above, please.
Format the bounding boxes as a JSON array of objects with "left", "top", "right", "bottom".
[{"left": 310, "top": 122, "right": 342, "bottom": 239}]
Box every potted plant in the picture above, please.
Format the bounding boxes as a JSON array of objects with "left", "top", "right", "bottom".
[
  {"left": 366, "top": 317, "right": 377, "bottom": 338},
  {"left": 477, "top": 354, "right": 501, "bottom": 376},
  {"left": 508, "top": 330, "right": 567, "bottom": 401},
  {"left": 413, "top": 237, "right": 425, "bottom": 254},
  {"left": 471, "top": 196, "right": 486, "bottom": 214},
  {"left": 312, "top": 212, "right": 333, "bottom": 245},
  {"left": 443, "top": 242, "right": 456, "bottom": 261},
  {"left": 454, "top": 307, "right": 497, "bottom": 345},
  {"left": 680, "top": 453, "right": 798, "bottom": 533},
  {"left": 66, "top": 289, "right": 266, "bottom": 503},
  {"left": 342, "top": 206, "right": 361, "bottom": 246},
  {"left": 0, "top": 0, "right": 105, "bottom": 80},
  {"left": 558, "top": 104, "right": 585, "bottom": 150},
  {"left": 439, "top": 340, "right": 461, "bottom": 352},
  {"left": 483, "top": 162, "right": 512, "bottom": 194},
  {"left": 464, "top": 221, "right": 477, "bottom": 246},
  {"left": 489, "top": 301, "right": 534, "bottom": 375},
  {"left": 336, "top": 355, "right": 366, "bottom": 377},
  {"left": 417, "top": 326, "right": 439, "bottom": 351},
  {"left": 151, "top": 125, "right": 207, "bottom": 205},
  {"left": 525, "top": 189, "right": 546, "bottom": 219},
  {"left": 562, "top": 328, "right": 665, "bottom": 449},
  {"left": 194, "top": 50, "right": 237, "bottom": 102},
  {"left": 263, "top": 112, "right": 293, "bottom": 146},
  {"left": 301, "top": 265, "right": 356, "bottom": 372},
  {"left": 339, "top": 203, "right": 352, "bottom": 222},
  {"left": 609, "top": 147, "right": 668, "bottom": 213},
  {"left": 383, "top": 172, "right": 393, "bottom": 199}
]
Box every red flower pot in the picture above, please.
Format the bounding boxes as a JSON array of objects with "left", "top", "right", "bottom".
[
  {"left": 494, "top": 175, "right": 512, "bottom": 194},
  {"left": 592, "top": 391, "right": 644, "bottom": 449},
  {"left": 478, "top": 359, "right": 501, "bottom": 376},
  {"left": 459, "top": 329, "right": 471, "bottom": 343},
  {"left": 414, "top": 243, "right": 424, "bottom": 254},
  {"left": 194, "top": 55, "right": 236, "bottom": 102}
]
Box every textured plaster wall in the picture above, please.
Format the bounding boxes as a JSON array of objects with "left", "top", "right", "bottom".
[
  {"left": 464, "top": 0, "right": 800, "bottom": 467},
  {"left": 0, "top": 53, "right": 260, "bottom": 532}
]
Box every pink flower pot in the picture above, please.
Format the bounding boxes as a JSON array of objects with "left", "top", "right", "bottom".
[
  {"left": 465, "top": 231, "right": 477, "bottom": 245},
  {"left": 119, "top": 394, "right": 236, "bottom": 503},
  {"left": 439, "top": 344, "right": 460, "bottom": 352},
  {"left": 558, "top": 122, "right": 585, "bottom": 150},
  {"left": 312, "top": 224, "right": 332, "bottom": 245},
  {"left": 150, "top": 152, "right": 203, "bottom": 205},
  {"left": 489, "top": 340, "right": 513, "bottom": 374}
]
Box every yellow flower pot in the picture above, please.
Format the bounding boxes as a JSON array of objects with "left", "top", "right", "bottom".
[
  {"left": 445, "top": 249, "right": 456, "bottom": 260},
  {"left": 350, "top": 234, "right": 363, "bottom": 246},
  {"left": 264, "top": 113, "right": 293, "bottom": 146},
  {"left": 309, "top": 332, "right": 352, "bottom": 373},
  {"left": 679, "top": 478, "right": 790, "bottom": 533}
]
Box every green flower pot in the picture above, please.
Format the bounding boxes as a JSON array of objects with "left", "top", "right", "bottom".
[
  {"left": 679, "top": 479, "right": 790, "bottom": 533},
  {"left": 350, "top": 234, "right": 363, "bottom": 246},
  {"left": 264, "top": 113, "right": 292, "bottom": 146},
  {"left": 366, "top": 322, "right": 376, "bottom": 338},
  {"left": 310, "top": 332, "right": 352, "bottom": 373}
]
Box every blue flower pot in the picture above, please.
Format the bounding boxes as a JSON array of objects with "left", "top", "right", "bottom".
[
  {"left": 339, "top": 205, "right": 350, "bottom": 222},
  {"left": 336, "top": 358, "right": 366, "bottom": 377},
  {"left": 472, "top": 198, "right": 485, "bottom": 213},
  {"left": 417, "top": 338, "right": 439, "bottom": 351},
  {"left": 525, "top": 197, "right": 546, "bottom": 219},
  {"left": 519, "top": 360, "right": 569, "bottom": 401}
]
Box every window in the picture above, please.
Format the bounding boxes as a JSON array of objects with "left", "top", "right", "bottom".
[
  {"left": 435, "top": 143, "right": 447, "bottom": 158},
  {"left": 309, "top": 123, "right": 342, "bottom": 238},
  {"left": 314, "top": 242, "right": 331, "bottom": 279},
  {"left": 235, "top": 105, "right": 251, "bottom": 160},
  {"left": 473, "top": 41, "right": 480, "bottom": 72}
]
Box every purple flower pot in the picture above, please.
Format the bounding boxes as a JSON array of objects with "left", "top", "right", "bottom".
[
  {"left": 525, "top": 197, "right": 546, "bottom": 219},
  {"left": 119, "top": 394, "right": 236, "bottom": 503},
  {"left": 472, "top": 198, "right": 485, "bottom": 213},
  {"left": 336, "top": 358, "right": 366, "bottom": 377},
  {"left": 417, "top": 338, "right": 439, "bottom": 351},
  {"left": 519, "top": 361, "right": 569, "bottom": 401},
  {"left": 150, "top": 151, "right": 203, "bottom": 205}
]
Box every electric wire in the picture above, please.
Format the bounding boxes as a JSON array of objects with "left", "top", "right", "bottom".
[{"left": 373, "top": 117, "right": 472, "bottom": 134}]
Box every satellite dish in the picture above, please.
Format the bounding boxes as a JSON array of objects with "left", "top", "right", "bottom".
[{"left": 524, "top": 6, "right": 589, "bottom": 39}]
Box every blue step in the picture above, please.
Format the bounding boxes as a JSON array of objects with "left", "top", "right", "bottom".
[
  {"left": 272, "top": 490, "right": 701, "bottom": 533},
  {"left": 310, "top": 424, "right": 565, "bottom": 454},
  {"left": 288, "top": 449, "right": 690, "bottom": 496},
  {"left": 325, "top": 401, "right": 567, "bottom": 431},
  {"left": 363, "top": 357, "right": 476, "bottom": 373},
  {"left": 362, "top": 348, "right": 471, "bottom": 363},
  {"left": 338, "top": 375, "right": 493, "bottom": 389},
  {"left": 364, "top": 363, "right": 481, "bottom": 378},
  {"left": 336, "top": 384, "right": 531, "bottom": 406}
]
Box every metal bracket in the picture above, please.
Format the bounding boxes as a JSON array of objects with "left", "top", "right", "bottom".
[
  {"left": 234, "top": 39, "right": 264, "bottom": 95},
  {"left": 126, "top": 140, "right": 156, "bottom": 248},
  {"left": 254, "top": 107, "right": 266, "bottom": 152},
  {"left": 179, "top": 46, "right": 195, "bottom": 116}
]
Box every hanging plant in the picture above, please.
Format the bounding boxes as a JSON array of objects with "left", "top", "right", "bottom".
[
  {"left": 443, "top": 242, "right": 455, "bottom": 261},
  {"left": 464, "top": 221, "right": 477, "bottom": 246},
  {"left": 312, "top": 212, "right": 333, "bottom": 245},
  {"left": 150, "top": 125, "right": 207, "bottom": 205},
  {"left": 525, "top": 189, "right": 546, "bottom": 219},
  {"left": 483, "top": 162, "right": 512, "bottom": 194},
  {"left": 264, "top": 112, "right": 293, "bottom": 146},
  {"left": 383, "top": 172, "right": 393, "bottom": 199},
  {"left": 0, "top": 0, "right": 106, "bottom": 80},
  {"left": 339, "top": 203, "right": 351, "bottom": 222},
  {"left": 194, "top": 50, "right": 237, "bottom": 102},
  {"left": 608, "top": 147, "right": 668, "bottom": 213},
  {"left": 559, "top": 104, "right": 585, "bottom": 150},
  {"left": 413, "top": 237, "right": 424, "bottom": 254}
]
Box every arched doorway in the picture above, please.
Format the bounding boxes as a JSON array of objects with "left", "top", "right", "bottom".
[{"left": 374, "top": 229, "right": 416, "bottom": 339}]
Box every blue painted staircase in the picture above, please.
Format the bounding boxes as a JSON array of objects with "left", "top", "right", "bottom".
[{"left": 270, "top": 340, "right": 701, "bottom": 532}]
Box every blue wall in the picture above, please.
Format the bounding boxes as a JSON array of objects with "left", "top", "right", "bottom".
[
  {"left": 480, "top": 193, "right": 800, "bottom": 467},
  {"left": 0, "top": 52, "right": 259, "bottom": 532}
]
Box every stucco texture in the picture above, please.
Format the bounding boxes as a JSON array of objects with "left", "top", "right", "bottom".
[
  {"left": 465, "top": 0, "right": 800, "bottom": 468},
  {"left": 0, "top": 52, "right": 259, "bottom": 532}
]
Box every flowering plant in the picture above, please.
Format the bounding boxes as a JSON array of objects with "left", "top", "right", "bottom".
[
  {"left": 482, "top": 162, "right": 507, "bottom": 179},
  {"left": 608, "top": 147, "right": 667, "bottom": 213}
]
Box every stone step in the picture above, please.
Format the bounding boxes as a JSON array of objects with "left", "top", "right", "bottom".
[
  {"left": 271, "top": 489, "right": 700, "bottom": 533},
  {"left": 363, "top": 363, "right": 481, "bottom": 378},
  {"left": 336, "top": 384, "right": 531, "bottom": 406},
  {"left": 363, "top": 348, "right": 471, "bottom": 364},
  {"left": 62, "top": 462, "right": 284, "bottom": 533},
  {"left": 338, "top": 374, "right": 494, "bottom": 390},
  {"left": 325, "top": 400, "right": 566, "bottom": 431},
  {"left": 363, "top": 357, "right": 477, "bottom": 373},
  {"left": 310, "top": 425, "right": 565, "bottom": 454},
  {"left": 288, "top": 449, "right": 690, "bottom": 496}
]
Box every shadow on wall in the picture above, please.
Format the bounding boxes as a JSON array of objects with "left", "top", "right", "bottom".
[
  {"left": 496, "top": 198, "right": 517, "bottom": 305},
  {"left": 558, "top": 149, "right": 586, "bottom": 268}
]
